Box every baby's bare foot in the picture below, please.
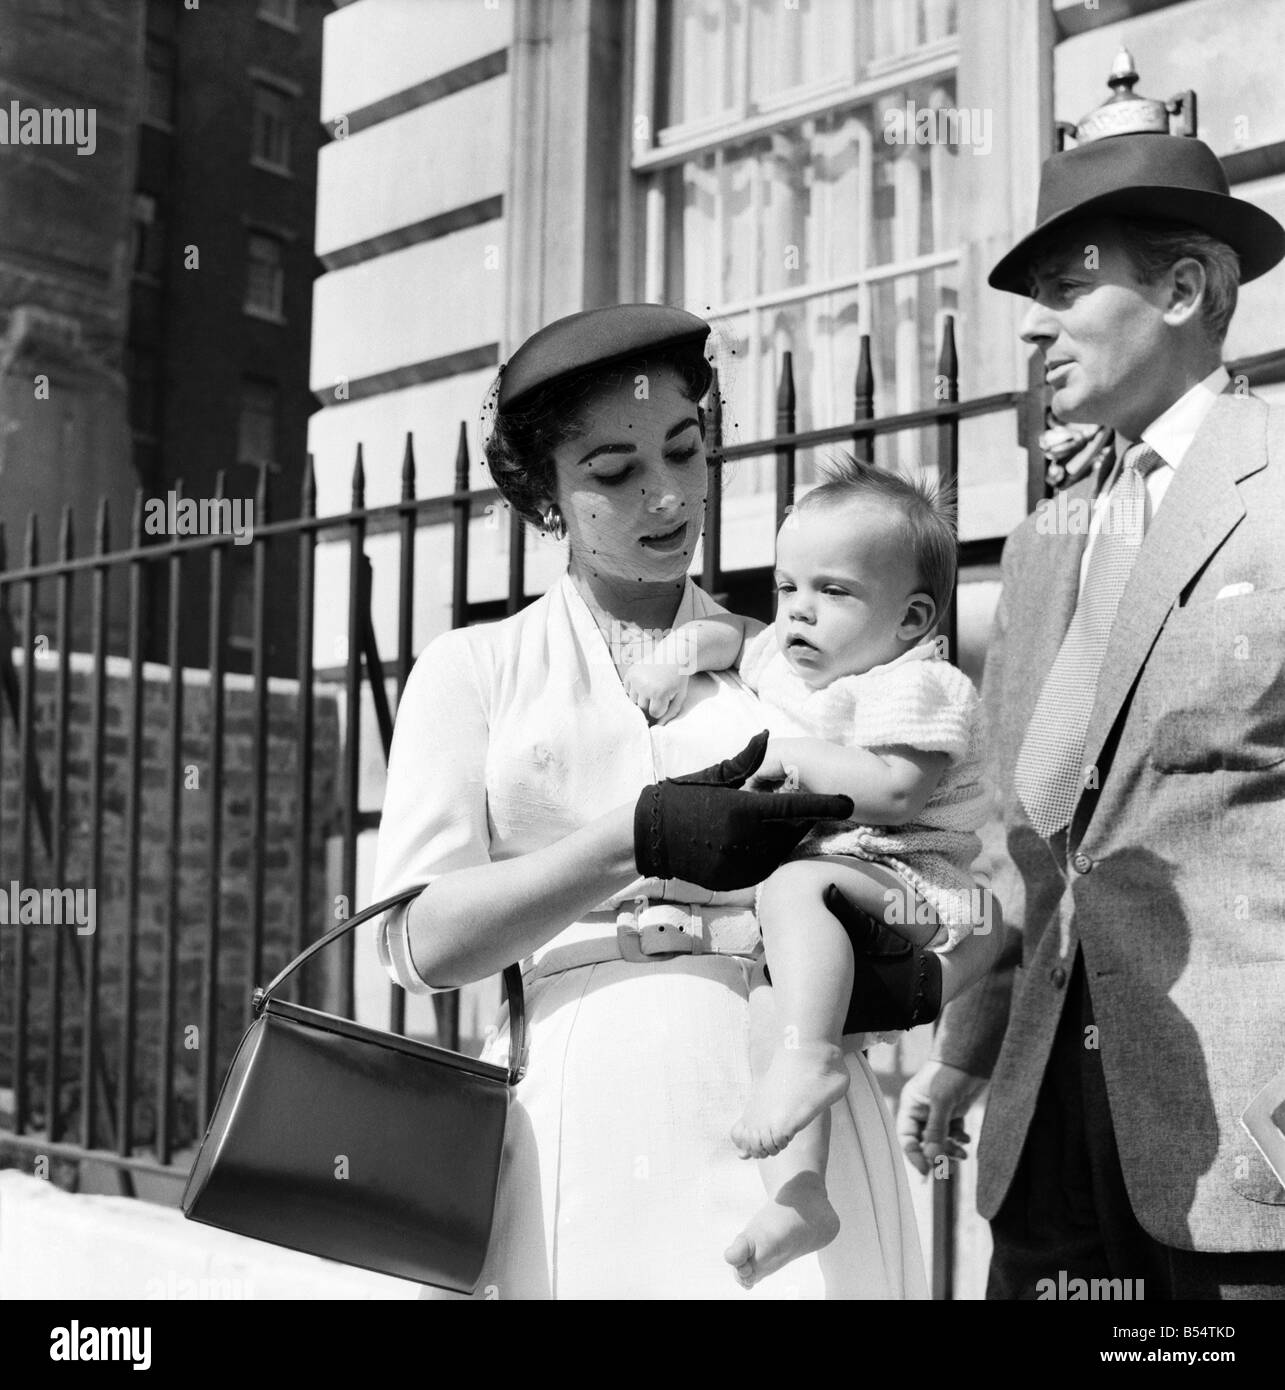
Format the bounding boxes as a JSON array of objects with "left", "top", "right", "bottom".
[
  {"left": 724, "top": 1172, "right": 841, "bottom": 1290},
  {"left": 731, "top": 1042, "right": 849, "bottom": 1158}
]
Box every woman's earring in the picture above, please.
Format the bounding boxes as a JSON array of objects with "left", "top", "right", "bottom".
[{"left": 542, "top": 504, "right": 567, "bottom": 540}]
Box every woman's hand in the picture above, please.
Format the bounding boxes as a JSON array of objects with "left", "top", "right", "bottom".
[
  {"left": 633, "top": 732, "right": 852, "bottom": 890},
  {"left": 623, "top": 662, "right": 690, "bottom": 726}
]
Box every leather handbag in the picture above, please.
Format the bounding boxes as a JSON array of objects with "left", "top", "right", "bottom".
[{"left": 181, "top": 886, "right": 527, "bottom": 1294}]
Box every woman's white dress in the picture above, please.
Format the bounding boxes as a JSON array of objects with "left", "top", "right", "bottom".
[{"left": 371, "top": 572, "right": 928, "bottom": 1300}]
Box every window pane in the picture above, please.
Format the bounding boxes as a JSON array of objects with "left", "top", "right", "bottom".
[
  {"left": 131, "top": 193, "right": 167, "bottom": 278},
  {"left": 238, "top": 380, "right": 278, "bottom": 464},
  {"left": 245, "top": 233, "right": 284, "bottom": 316},
  {"left": 657, "top": 0, "right": 746, "bottom": 128},
  {"left": 252, "top": 85, "right": 291, "bottom": 170},
  {"left": 748, "top": 0, "right": 855, "bottom": 104},
  {"left": 867, "top": 0, "right": 957, "bottom": 64}
]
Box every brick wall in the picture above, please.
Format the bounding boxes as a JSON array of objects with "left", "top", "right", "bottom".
[{"left": 0, "top": 650, "right": 341, "bottom": 1157}]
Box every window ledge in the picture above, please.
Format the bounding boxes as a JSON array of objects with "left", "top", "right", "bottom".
[
  {"left": 251, "top": 157, "right": 295, "bottom": 179},
  {"left": 243, "top": 306, "right": 287, "bottom": 325},
  {"left": 257, "top": 14, "right": 299, "bottom": 33}
]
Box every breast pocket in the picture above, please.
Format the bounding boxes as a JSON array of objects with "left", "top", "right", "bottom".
[{"left": 1141, "top": 589, "right": 1285, "bottom": 772}]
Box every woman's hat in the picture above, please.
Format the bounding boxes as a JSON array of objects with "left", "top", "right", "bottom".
[
  {"left": 989, "top": 53, "right": 1285, "bottom": 295},
  {"left": 496, "top": 304, "right": 712, "bottom": 414}
]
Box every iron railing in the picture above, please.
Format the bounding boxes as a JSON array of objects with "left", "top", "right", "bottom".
[{"left": 0, "top": 317, "right": 1072, "bottom": 1294}]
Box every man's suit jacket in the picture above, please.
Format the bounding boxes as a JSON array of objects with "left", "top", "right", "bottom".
[{"left": 935, "top": 388, "right": 1285, "bottom": 1252}]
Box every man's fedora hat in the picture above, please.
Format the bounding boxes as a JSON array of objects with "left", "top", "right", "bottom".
[
  {"left": 497, "top": 304, "right": 712, "bottom": 414},
  {"left": 990, "top": 53, "right": 1285, "bottom": 295}
]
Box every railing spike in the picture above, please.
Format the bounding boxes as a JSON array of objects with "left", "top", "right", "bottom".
[
  {"left": 454, "top": 422, "right": 469, "bottom": 492},
  {"left": 60, "top": 503, "right": 74, "bottom": 560},
  {"left": 855, "top": 334, "right": 874, "bottom": 419},
  {"left": 937, "top": 314, "right": 958, "bottom": 393},
  {"left": 776, "top": 351, "right": 796, "bottom": 413},
  {"left": 255, "top": 464, "right": 269, "bottom": 523},
  {"left": 131, "top": 487, "right": 145, "bottom": 546},
  {"left": 401, "top": 433, "right": 416, "bottom": 501},
  {"left": 25, "top": 510, "right": 38, "bottom": 566},
  {"left": 351, "top": 443, "right": 365, "bottom": 509},
  {"left": 301, "top": 454, "right": 316, "bottom": 517},
  {"left": 95, "top": 497, "right": 109, "bottom": 553}
]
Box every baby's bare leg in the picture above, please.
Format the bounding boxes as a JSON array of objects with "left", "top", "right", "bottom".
[
  {"left": 731, "top": 861, "right": 855, "bottom": 1160},
  {"left": 724, "top": 971, "right": 841, "bottom": 1290},
  {"left": 817, "top": 856, "right": 943, "bottom": 947}
]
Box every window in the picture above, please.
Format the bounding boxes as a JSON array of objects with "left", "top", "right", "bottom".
[
  {"left": 131, "top": 193, "right": 166, "bottom": 279},
  {"left": 238, "top": 379, "right": 279, "bottom": 466},
  {"left": 144, "top": 37, "right": 176, "bottom": 127},
  {"left": 252, "top": 84, "right": 292, "bottom": 172},
  {"left": 637, "top": 1, "right": 960, "bottom": 488},
  {"left": 245, "top": 232, "right": 285, "bottom": 319},
  {"left": 258, "top": 0, "right": 298, "bottom": 27}
]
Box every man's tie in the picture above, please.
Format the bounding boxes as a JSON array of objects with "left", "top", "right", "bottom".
[{"left": 1013, "top": 442, "right": 1167, "bottom": 839}]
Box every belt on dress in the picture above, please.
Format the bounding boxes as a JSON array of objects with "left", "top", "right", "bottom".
[{"left": 525, "top": 899, "right": 761, "bottom": 981}]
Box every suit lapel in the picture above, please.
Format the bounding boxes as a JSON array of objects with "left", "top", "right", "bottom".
[{"left": 1078, "top": 392, "right": 1266, "bottom": 784}]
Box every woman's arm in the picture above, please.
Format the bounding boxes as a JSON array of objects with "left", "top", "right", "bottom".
[
  {"left": 404, "top": 803, "right": 639, "bottom": 987},
  {"left": 374, "top": 632, "right": 645, "bottom": 989},
  {"left": 765, "top": 737, "right": 948, "bottom": 826}
]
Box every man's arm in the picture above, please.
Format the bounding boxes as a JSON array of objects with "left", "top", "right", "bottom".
[{"left": 930, "top": 534, "right": 1025, "bottom": 1078}]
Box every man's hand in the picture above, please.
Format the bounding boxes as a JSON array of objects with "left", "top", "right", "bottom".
[
  {"left": 623, "top": 662, "right": 690, "bottom": 725},
  {"left": 896, "top": 1060, "right": 988, "bottom": 1177}
]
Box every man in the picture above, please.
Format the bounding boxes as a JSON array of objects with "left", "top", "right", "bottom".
[{"left": 897, "top": 104, "right": 1285, "bottom": 1297}]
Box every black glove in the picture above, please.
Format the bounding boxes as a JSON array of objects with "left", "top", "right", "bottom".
[
  {"left": 823, "top": 883, "right": 943, "bottom": 1034},
  {"left": 634, "top": 731, "right": 853, "bottom": 891}
]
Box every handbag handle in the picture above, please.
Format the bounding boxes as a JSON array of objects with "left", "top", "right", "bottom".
[{"left": 252, "top": 885, "right": 528, "bottom": 1085}]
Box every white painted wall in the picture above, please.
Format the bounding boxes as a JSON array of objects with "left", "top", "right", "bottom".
[
  {"left": 310, "top": 226, "right": 506, "bottom": 393},
  {"left": 316, "top": 78, "right": 509, "bottom": 258},
  {"left": 321, "top": 0, "right": 514, "bottom": 125}
]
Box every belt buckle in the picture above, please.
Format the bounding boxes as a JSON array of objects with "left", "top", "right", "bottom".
[{"left": 616, "top": 898, "right": 701, "bottom": 961}]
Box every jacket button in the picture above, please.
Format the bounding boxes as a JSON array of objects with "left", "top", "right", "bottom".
[
  {"left": 1050, "top": 965, "right": 1068, "bottom": 989},
  {"left": 1072, "top": 852, "right": 1093, "bottom": 874}
]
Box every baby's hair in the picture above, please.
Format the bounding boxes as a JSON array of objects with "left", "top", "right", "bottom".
[{"left": 793, "top": 452, "right": 958, "bottom": 624}]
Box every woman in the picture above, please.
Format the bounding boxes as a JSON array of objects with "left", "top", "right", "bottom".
[{"left": 371, "top": 304, "right": 929, "bottom": 1299}]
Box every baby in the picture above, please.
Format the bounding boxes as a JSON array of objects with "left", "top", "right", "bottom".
[{"left": 624, "top": 454, "right": 1002, "bottom": 1289}]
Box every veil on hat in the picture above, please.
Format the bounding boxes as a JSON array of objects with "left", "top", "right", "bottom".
[{"left": 475, "top": 308, "right": 747, "bottom": 494}]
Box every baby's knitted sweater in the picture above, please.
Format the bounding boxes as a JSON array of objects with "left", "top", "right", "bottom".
[{"left": 740, "top": 627, "right": 991, "bottom": 946}]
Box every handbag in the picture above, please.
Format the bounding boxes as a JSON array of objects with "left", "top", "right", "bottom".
[{"left": 181, "top": 885, "right": 528, "bottom": 1294}]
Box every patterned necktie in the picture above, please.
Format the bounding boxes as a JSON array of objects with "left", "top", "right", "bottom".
[{"left": 1014, "top": 442, "right": 1167, "bottom": 838}]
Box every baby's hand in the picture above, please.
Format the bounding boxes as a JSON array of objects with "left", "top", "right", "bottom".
[
  {"left": 744, "top": 739, "right": 799, "bottom": 791},
  {"left": 624, "top": 662, "right": 690, "bottom": 725}
]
